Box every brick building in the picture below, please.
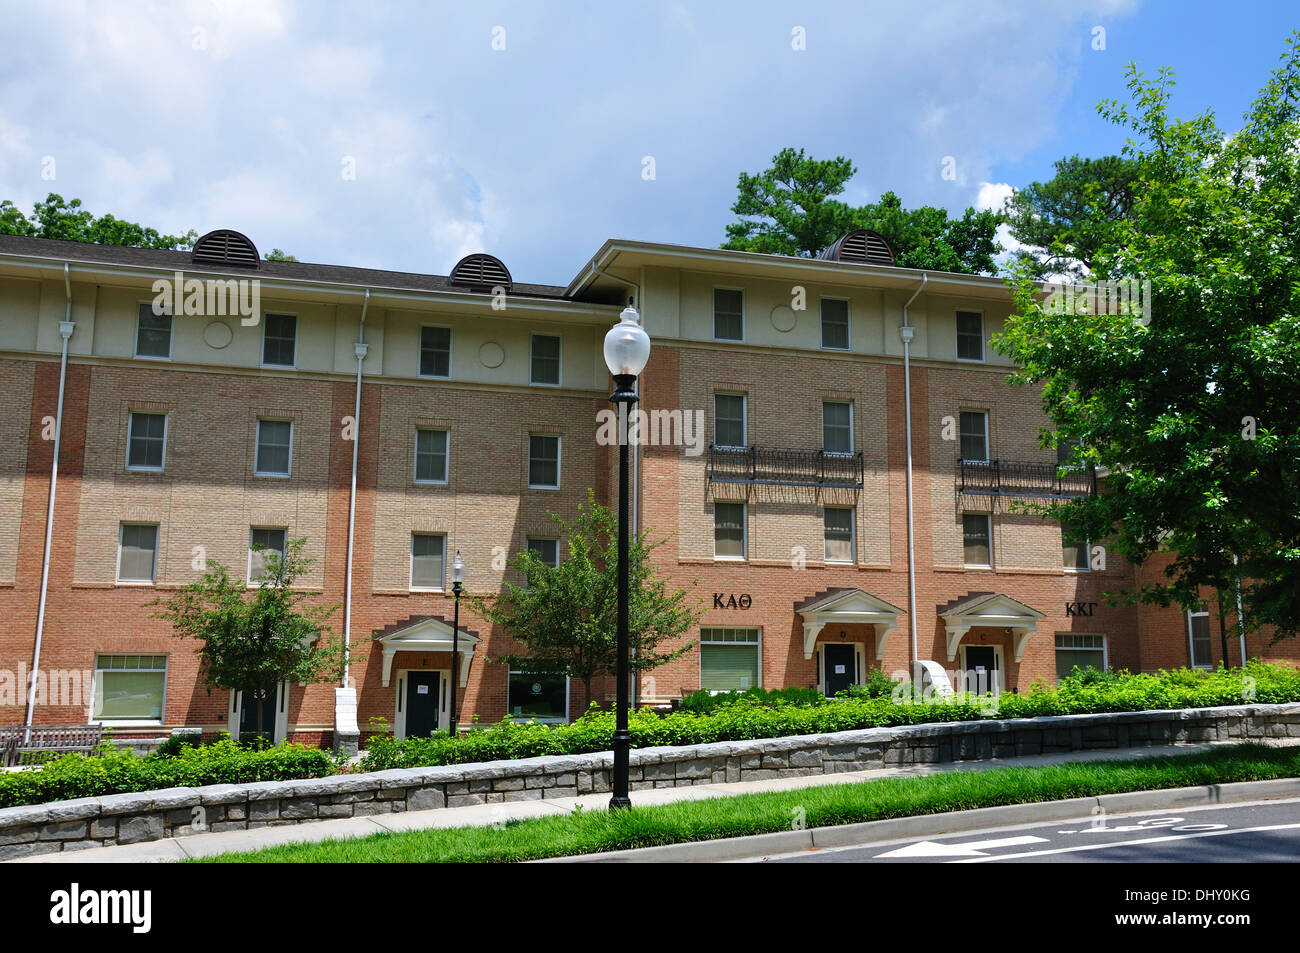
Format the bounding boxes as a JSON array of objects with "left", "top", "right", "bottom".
[{"left": 0, "top": 228, "right": 1290, "bottom": 748}]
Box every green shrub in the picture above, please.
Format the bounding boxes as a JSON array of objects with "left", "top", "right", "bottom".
[
  {"left": 676, "top": 686, "right": 826, "bottom": 714},
  {"left": 153, "top": 733, "right": 202, "bottom": 758},
  {"left": 840, "top": 668, "right": 900, "bottom": 700}
]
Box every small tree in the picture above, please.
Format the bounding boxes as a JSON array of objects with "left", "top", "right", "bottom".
[
  {"left": 472, "top": 492, "right": 702, "bottom": 706},
  {"left": 151, "top": 538, "right": 343, "bottom": 742}
]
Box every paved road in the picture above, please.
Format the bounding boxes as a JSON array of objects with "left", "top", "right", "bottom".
[{"left": 756, "top": 798, "right": 1300, "bottom": 863}]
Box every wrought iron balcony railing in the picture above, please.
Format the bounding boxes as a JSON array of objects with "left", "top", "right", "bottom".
[
  {"left": 958, "top": 458, "right": 1096, "bottom": 499},
  {"left": 708, "top": 445, "right": 865, "bottom": 489}
]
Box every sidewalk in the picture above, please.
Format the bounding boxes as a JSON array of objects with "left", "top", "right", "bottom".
[{"left": 9, "top": 739, "right": 1296, "bottom": 863}]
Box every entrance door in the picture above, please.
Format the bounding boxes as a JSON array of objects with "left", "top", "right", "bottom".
[
  {"left": 405, "top": 672, "right": 440, "bottom": 738},
  {"left": 964, "top": 646, "right": 1001, "bottom": 694},
  {"left": 239, "top": 686, "right": 277, "bottom": 743},
  {"left": 824, "top": 644, "right": 857, "bottom": 698}
]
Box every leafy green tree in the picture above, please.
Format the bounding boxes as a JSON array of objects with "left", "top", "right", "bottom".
[
  {"left": 994, "top": 39, "right": 1300, "bottom": 645},
  {"left": 1002, "top": 154, "right": 1140, "bottom": 278},
  {"left": 471, "top": 492, "right": 702, "bottom": 705},
  {"left": 150, "top": 538, "right": 343, "bottom": 740},
  {"left": 264, "top": 248, "right": 298, "bottom": 262},
  {"left": 0, "top": 193, "right": 196, "bottom": 250},
  {"left": 721, "top": 148, "right": 1002, "bottom": 273}
]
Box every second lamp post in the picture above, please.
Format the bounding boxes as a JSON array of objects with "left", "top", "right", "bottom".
[
  {"left": 601, "top": 303, "right": 651, "bottom": 810},
  {"left": 449, "top": 550, "right": 465, "bottom": 737}
]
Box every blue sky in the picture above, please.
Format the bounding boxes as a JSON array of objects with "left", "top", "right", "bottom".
[{"left": 0, "top": 1, "right": 1296, "bottom": 285}]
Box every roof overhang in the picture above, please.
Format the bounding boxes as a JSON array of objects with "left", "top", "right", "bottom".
[
  {"left": 374, "top": 616, "right": 481, "bottom": 687},
  {"left": 796, "top": 588, "right": 905, "bottom": 661},
  {"left": 939, "top": 593, "right": 1046, "bottom": 662}
]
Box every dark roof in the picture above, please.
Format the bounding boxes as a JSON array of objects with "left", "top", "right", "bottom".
[{"left": 0, "top": 234, "right": 571, "bottom": 301}]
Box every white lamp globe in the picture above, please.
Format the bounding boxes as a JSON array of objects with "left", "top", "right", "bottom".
[
  {"left": 603, "top": 306, "right": 651, "bottom": 377},
  {"left": 451, "top": 550, "right": 466, "bottom": 585}
]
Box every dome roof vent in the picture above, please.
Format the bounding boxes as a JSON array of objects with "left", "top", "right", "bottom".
[
  {"left": 447, "top": 253, "right": 512, "bottom": 291},
  {"left": 191, "top": 229, "right": 260, "bottom": 268},
  {"left": 818, "top": 229, "right": 895, "bottom": 266}
]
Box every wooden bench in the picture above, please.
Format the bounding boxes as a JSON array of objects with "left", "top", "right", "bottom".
[{"left": 0, "top": 725, "right": 105, "bottom": 767}]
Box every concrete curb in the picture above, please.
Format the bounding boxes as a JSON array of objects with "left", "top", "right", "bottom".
[{"left": 544, "top": 776, "right": 1300, "bottom": 863}]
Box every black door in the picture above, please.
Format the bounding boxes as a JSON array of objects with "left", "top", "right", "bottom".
[
  {"left": 964, "top": 646, "right": 1000, "bottom": 694},
  {"left": 239, "top": 685, "right": 277, "bottom": 742},
  {"left": 405, "top": 672, "right": 440, "bottom": 738},
  {"left": 824, "top": 644, "right": 857, "bottom": 698}
]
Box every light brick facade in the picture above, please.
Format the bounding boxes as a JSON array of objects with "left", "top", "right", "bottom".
[{"left": 0, "top": 232, "right": 1293, "bottom": 746}]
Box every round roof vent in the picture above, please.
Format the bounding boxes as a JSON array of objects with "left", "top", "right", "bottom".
[
  {"left": 819, "top": 229, "right": 895, "bottom": 266},
  {"left": 191, "top": 229, "right": 260, "bottom": 268},
  {"left": 448, "top": 253, "right": 512, "bottom": 291}
]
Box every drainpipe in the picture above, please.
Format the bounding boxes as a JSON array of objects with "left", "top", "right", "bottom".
[
  {"left": 900, "top": 274, "right": 928, "bottom": 681},
  {"left": 25, "top": 264, "right": 75, "bottom": 736}
]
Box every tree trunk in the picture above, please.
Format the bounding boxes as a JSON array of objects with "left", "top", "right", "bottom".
[{"left": 1217, "top": 591, "right": 1231, "bottom": 668}]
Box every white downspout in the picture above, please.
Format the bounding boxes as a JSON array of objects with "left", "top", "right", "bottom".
[
  {"left": 1233, "top": 553, "right": 1247, "bottom": 665},
  {"left": 900, "top": 274, "right": 928, "bottom": 680},
  {"left": 25, "top": 264, "right": 75, "bottom": 736},
  {"left": 334, "top": 289, "right": 369, "bottom": 753}
]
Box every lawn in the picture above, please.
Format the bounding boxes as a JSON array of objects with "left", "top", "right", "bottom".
[{"left": 195, "top": 742, "right": 1300, "bottom": 863}]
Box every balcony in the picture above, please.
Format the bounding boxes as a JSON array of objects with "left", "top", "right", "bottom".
[
  {"left": 958, "top": 459, "right": 1096, "bottom": 499},
  {"left": 708, "top": 445, "right": 864, "bottom": 489}
]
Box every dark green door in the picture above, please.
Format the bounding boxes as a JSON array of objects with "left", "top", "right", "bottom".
[
  {"left": 239, "top": 686, "right": 277, "bottom": 742},
  {"left": 964, "top": 646, "right": 1000, "bottom": 694},
  {"left": 405, "top": 672, "right": 440, "bottom": 738},
  {"left": 824, "top": 644, "right": 857, "bottom": 698}
]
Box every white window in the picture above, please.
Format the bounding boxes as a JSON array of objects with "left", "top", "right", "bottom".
[
  {"left": 126, "top": 411, "right": 167, "bottom": 471},
  {"left": 528, "top": 434, "right": 560, "bottom": 488},
  {"left": 134, "top": 303, "right": 172, "bottom": 359},
  {"left": 419, "top": 326, "right": 452, "bottom": 378},
  {"left": 524, "top": 537, "right": 559, "bottom": 590},
  {"left": 508, "top": 671, "right": 569, "bottom": 722},
  {"left": 117, "top": 523, "right": 159, "bottom": 583},
  {"left": 1055, "top": 633, "right": 1108, "bottom": 679},
  {"left": 248, "top": 527, "right": 287, "bottom": 584},
  {"left": 1188, "top": 603, "right": 1212, "bottom": 668},
  {"left": 956, "top": 310, "right": 984, "bottom": 361},
  {"left": 262, "top": 313, "right": 297, "bottom": 367},
  {"left": 700, "top": 628, "right": 760, "bottom": 691},
  {"left": 962, "top": 513, "right": 992, "bottom": 567},
  {"left": 714, "top": 501, "right": 746, "bottom": 559},
  {"left": 530, "top": 334, "right": 561, "bottom": 386},
  {"left": 414, "top": 428, "right": 449, "bottom": 484},
  {"left": 93, "top": 655, "right": 167, "bottom": 723},
  {"left": 714, "top": 394, "right": 746, "bottom": 448},
  {"left": 255, "top": 419, "right": 292, "bottom": 476},
  {"left": 824, "top": 507, "right": 855, "bottom": 563},
  {"left": 959, "top": 411, "right": 988, "bottom": 462},
  {"left": 1063, "top": 525, "right": 1090, "bottom": 571},
  {"left": 822, "top": 401, "right": 853, "bottom": 454},
  {"left": 714, "top": 288, "right": 744, "bottom": 341},
  {"left": 821, "top": 298, "right": 850, "bottom": 350},
  {"left": 410, "top": 533, "right": 446, "bottom": 590}
]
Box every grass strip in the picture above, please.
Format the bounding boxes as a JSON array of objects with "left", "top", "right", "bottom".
[{"left": 196, "top": 743, "right": 1300, "bottom": 863}]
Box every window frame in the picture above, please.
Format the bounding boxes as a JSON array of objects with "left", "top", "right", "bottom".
[
  {"left": 529, "top": 333, "right": 562, "bottom": 387},
  {"left": 1054, "top": 633, "right": 1109, "bottom": 679},
  {"left": 698, "top": 627, "right": 762, "bottom": 693},
  {"left": 247, "top": 526, "right": 288, "bottom": 586},
  {"left": 712, "top": 287, "right": 745, "bottom": 342},
  {"left": 507, "top": 670, "right": 571, "bottom": 723},
  {"left": 254, "top": 418, "right": 294, "bottom": 478},
  {"left": 125, "top": 410, "right": 168, "bottom": 472},
  {"left": 92, "top": 654, "right": 169, "bottom": 726},
  {"left": 116, "top": 522, "right": 159, "bottom": 585},
  {"left": 955, "top": 309, "right": 985, "bottom": 362},
  {"left": 409, "top": 532, "right": 448, "bottom": 592},
  {"left": 413, "top": 427, "right": 450, "bottom": 485},
  {"left": 713, "top": 500, "right": 747, "bottom": 561},
  {"left": 822, "top": 400, "right": 854, "bottom": 455},
  {"left": 260, "top": 312, "right": 299, "bottom": 369},
  {"left": 820, "top": 297, "right": 851, "bottom": 351},
  {"left": 1187, "top": 603, "right": 1213, "bottom": 669},
  {"left": 959, "top": 410, "right": 989, "bottom": 463},
  {"left": 418, "top": 325, "right": 453, "bottom": 379},
  {"left": 713, "top": 392, "right": 748, "bottom": 449},
  {"left": 1062, "top": 524, "right": 1090, "bottom": 573},
  {"left": 134, "top": 302, "right": 174, "bottom": 361},
  {"left": 527, "top": 433, "right": 562, "bottom": 490},
  {"left": 962, "top": 512, "right": 993, "bottom": 569},
  {"left": 823, "top": 506, "right": 856, "bottom": 564}
]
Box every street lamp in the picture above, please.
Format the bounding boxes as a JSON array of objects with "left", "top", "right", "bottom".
[
  {"left": 602, "top": 303, "right": 651, "bottom": 810},
  {"left": 449, "top": 550, "right": 466, "bottom": 737}
]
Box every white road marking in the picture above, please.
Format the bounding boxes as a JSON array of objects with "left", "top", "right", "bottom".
[
  {"left": 950, "top": 822, "right": 1300, "bottom": 862},
  {"left": 875, "top": 835, "right": 1049, "bottom": 858}
]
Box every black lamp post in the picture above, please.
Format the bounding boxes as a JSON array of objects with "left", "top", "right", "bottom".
[
  {"left": 449, "top": 550, "right": 465, "bottom": 737},
  {"left": 602, "top": 303, "right": 651, "bottom": 810}
]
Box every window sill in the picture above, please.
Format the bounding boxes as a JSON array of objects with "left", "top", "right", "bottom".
[
  {"left": 115, "top": 580, "right": 156, "bottom": 587},
  {"left": 529, "top": 380, "right": 562, "bottom": 388},
  {"left": 253, "top": 472, "right": 292, "bottom": 479},
  {"left": 132, "top": 354, "right": 172, "bottom": 362},
  {"left": 93, "top": 720, "right": 164, "bottom": 729},
  {"left": 417, "top": 373, "right": 452, "bottom": 381},
  {"left": 527, "top": 484, "right": 561, "bottom": 491},
  {"left": 713, "top": 556, "right": 747, "bottom": 562},
  {"left": 963, "top": 564, "right": 994, "bottom": 571},
  {"left": 125, "top": 466, "right": 166, "bottom": 474},
  {"left": 409, "top": 587, "right": 446, "bottom": 594},
  {"left": 414, "top": 480, "right": 450, "bottom": 487}
]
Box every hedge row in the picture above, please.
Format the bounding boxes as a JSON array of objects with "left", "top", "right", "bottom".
[
  {"left": 361, "top": 661, "right": 1300, "bottom": 770},
  {"left": 0, "top": 739, "right": 335, "bottom": 809}
]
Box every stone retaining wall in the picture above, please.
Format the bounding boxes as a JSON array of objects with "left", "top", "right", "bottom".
[{"left": 3, "top": 702, "right": 1299, "bottom": 859}]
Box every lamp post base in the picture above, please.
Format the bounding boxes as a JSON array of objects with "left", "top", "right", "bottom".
[{"left": 610, "top": 727, "right": 632, "bottom": 810}]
